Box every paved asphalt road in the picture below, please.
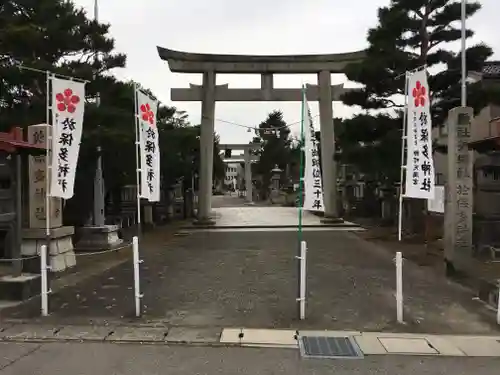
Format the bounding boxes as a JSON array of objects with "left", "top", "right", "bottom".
[{"left": 1, "top": 342, "right": 500, "bottom": 375}]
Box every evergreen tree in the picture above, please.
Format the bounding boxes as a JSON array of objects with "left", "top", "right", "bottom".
[
  {"left": 253, "top": 110, "right": 292, "bottom": 196},
  {"left": 338, "top": 0, "right": 497, "bottom": 231},
  {"left": 0, "top": 1, "right": 222, "bottom": 224},
  {"left": 0, "top": 0, "right": 126, "bottom": 127},
  {"left": 343, "top": 0, "right": 493, "bottom": 122},
  {"left": 339, "top": 0, "right": 498, "bottom": 181}
]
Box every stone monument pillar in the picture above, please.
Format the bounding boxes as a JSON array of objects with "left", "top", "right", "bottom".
[
  {"left": 21, "top": 124, "right": 76, "bottom": 272},
  {"left": 196, "top": 71, "right": 216, "bottom": 224},
  {"left": 317, "top": 71, "right": 342, "bottom": 222},
  {"left": 144, "top": 204, "right": 154, "bottom": 226},
  {"left": 444, "top": 107, "right": 474, "bottom": 273},
  {"left": 244, "top": 149, "right": 253, "bottom": 205}
]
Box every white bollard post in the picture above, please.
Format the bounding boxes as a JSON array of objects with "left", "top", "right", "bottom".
[
  {"left": 132, "top": 236, "right": 143, "bottom": 317},
  {"left": 298, "top": 240, "right": 307, "bottom": 320},
  {"left": 40, "top": 244, "right": 49, "bottom": 317},
  {"left": 396, "top": 251, "right": 403, "bottom": 323}
]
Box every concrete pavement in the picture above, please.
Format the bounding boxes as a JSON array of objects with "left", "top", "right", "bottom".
[
  {"left": 2, "top": 322, "right": 500, "bottom": 357},
  {"left": 1, "top": 341, "right": 500, "bottom": 375}
]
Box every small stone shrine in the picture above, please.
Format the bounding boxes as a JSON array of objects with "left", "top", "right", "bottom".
[{"left": 0, "top": 127, "right": 45, "bottom": 300}]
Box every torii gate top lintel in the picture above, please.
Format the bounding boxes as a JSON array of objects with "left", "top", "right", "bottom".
[{"left": 157, "top": 46, "right": 366, "bottom": 74}]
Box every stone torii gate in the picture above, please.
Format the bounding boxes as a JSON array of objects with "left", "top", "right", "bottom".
[
  {"left": 220, "top": 143, "right": 260, "bottom": 204},
  {"left": 157, "top": 47, "right": 365, "bottom": 224}
]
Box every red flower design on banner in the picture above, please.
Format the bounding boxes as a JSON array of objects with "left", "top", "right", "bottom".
[
  {"left": 412, "top": 80, "right": 426, "bottom": 107},
  {"left": 140, "top": 103, "right": 155, "bottom": 126},
  {"left": 55, "top": 88, "right": 80, "bottom": 113}
]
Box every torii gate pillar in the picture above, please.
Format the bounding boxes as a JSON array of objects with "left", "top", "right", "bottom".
[
  {"left": 198, "top": 71, "right": 216, "bottom": 224},
  {"left": 317, "top": 71, "right": 340, "bottom": 221}
]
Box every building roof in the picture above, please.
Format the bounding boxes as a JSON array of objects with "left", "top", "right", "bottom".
[
  {"left": 482, "top": 61, "right": 500, "bottom": 78},
  {"left": 0, "top": 127, "right": 45, "bottom": 154}
]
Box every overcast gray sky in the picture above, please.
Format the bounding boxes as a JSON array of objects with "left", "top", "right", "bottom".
[{"left": 74, "top": 0, "right": 499, "bottom": 146}]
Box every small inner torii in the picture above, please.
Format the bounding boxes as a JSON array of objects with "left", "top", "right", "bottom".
[
  {"left": 157, "top": 47, "right": 365, "bottom": 224},
  {"left": 220, "top": 143, "right": 260, "bottom": 204}
]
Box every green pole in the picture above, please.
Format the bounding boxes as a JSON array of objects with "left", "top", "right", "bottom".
[
  {"left": 298, "top": 86, "right": 305, "bottom": 241},
  {"left": 297, "top": 86, "right": 305, "bottom": 318}
]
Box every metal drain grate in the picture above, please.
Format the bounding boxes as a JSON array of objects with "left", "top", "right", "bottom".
[{"left": 299, "top": 336, "right": 363, "bottom": 359}]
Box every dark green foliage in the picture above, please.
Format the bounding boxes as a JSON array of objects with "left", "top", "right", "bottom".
[
  {"left": 338, "top": 0, "right": 495, "bottom": 184},
  {"left": 0, "top": 0, "right": 223, "bottom": 225},
  {"left": 253, "top": 110, "right": 294, "bottom": 194}
]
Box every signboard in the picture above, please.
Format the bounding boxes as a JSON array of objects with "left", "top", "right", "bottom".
[
  {"left": 427, "top": 185, "right": 445, "bottom": 213},
  {"left": 28, "top": 124, "right": 62, "bottom": 228}
]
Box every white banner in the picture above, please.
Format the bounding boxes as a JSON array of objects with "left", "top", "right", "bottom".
[
  {"left": 302, "top": 95, "right": 324, "bottom": 211},
  {"left": 50, "top": 77, "right": 86, "bottom": 199},
  {"left": 136, "top": 90, "right": 160, "bottom": 202},
  {"left": 404, "top": 69, "right": 435, "bottom": 199}
]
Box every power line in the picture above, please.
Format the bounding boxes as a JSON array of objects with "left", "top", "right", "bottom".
[{"left": 211, "top": 114, "right": 320, "bottom": 131}]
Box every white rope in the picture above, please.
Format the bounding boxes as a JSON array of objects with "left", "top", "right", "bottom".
[
  {"left": 0, "top": 255, "right": 39, "bottom": 262},
  {"left": 73, "top": 243, "right": 132, "bottom": 257},
  {"left": 0, "top": 243, "right": 132, "bottom": 262}
]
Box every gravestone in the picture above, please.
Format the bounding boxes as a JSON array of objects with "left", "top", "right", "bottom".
[
  {"left": 21, "top": 124, "right": 76, "bottom": 272},
  {"left": 444, "top": 107, "right": 474, "bottom": 272}
]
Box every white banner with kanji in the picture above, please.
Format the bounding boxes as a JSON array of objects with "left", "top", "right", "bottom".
[
  {"left": 136, "top": 89, "right": 160, "bottom": 202},
  {"left": 302, "top": 94, "right": 324, "bottom": 211},
  {"left": 404, "top": 68, "right": 435, "bottom": 199},
  {"left": 50, "top": 77, "right": 86, "bottom": 199}
]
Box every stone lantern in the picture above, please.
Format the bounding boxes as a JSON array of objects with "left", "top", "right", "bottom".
[{"left": 271, "top": 165, "right": 282, "bottom": 191}]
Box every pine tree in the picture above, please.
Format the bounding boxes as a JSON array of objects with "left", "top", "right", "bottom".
[
  {"left": 0, "top": 0, "right": 126, "bottom": 128},
  {"left": 339, "top": 0, "right": 499, "bottom": 180},
  {"left": 254, "top": 110, "right": 292, "bottom": 197},
  {"left": 338, "top": 0, "right": 496, "bottom": 232},
  {"left": 342, "top": 0, "right": 493, "bottom": 123}
]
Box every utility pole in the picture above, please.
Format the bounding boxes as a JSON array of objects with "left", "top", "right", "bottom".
[
  {"left": 461, "top": 0, "right": 467, "bottom": 107},
  {"left": 75, "top": 0, "right": 123, "bottom": 250},
  {"left": 93, "top": 0, "right": 105, "bottom": 227}
]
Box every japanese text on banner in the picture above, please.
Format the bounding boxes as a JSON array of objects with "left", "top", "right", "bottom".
[
  {"left": 302, "top": 96, "right": 324, "bottom": 212},
  {"left": 50, "top": 78, "right": 85, "bottom": 199},
  {"left": 136, "top": 90, "right": 160, "bottom": 202},
  {"left": 404, "top": 69, "right": 435, "bottom": 199}
]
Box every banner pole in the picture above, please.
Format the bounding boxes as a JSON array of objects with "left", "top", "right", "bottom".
[
  {"left": 397, "top": 72, "right": 409, "bottom": 242},
  {"left": 45, "top": 72, "right": 51, "bottom": 246},
  {"left": 396, "top": 251, "right": 404, "bottom": 323},
  {"left": 133, "top": 83, "right": 142, "bottom": 237},
  {"left": 44, "top": 72, "right": 52, "bottom": 309},
  {"left": 299, "top": 240, "right": 307, "bottom": 320},
  {"left": 296, "top": 85, "right": 306, "bottom": 319}
]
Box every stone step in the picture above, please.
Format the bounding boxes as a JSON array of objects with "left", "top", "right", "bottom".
[{"left": 0, "top": 273, "right": 40, "bottom": 301}]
